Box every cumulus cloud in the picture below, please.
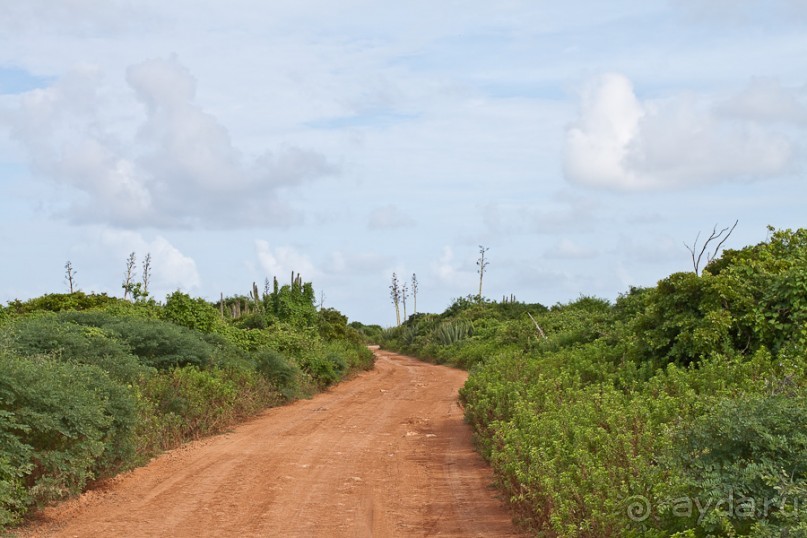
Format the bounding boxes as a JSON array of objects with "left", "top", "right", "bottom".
[
  {"left": 564, "top": 73, "right": 796, "bottom": 190},
  {"left": 717, "top": 77, "right": 807, "bottom": 125},
  {"left": 2, "top": 57, "right": 335, "bottom": 228},
  {"left": 431, "top": 246, "right": 476, "bottom": 291},
  {"left": 545, "top": 238, "right": 596, "bottom": 260},
  {"left": 482, "top": 191, "right": 600, "bottom": 236},
  {"left": 99, "top": 229, "right": 201, "bottom": 293},
  {"left": 368, "top": 204, "right": 415, "bottom": 230},
  {"left": 255, "top": 240, "right": 319, "bottom": 281},
  {"left": 327, "top": 250, "right": 390, "bottom": 274}
]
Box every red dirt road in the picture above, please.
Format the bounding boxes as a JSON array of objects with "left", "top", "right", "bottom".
[{"left": 20, "top": 350, "right": 524, "bottom": 537}]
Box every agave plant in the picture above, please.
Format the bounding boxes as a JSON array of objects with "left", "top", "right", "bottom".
[{"left": 434, "top": 321, "right": 473, "bottom": 346}]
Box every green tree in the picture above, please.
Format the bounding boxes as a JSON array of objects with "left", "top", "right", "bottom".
[{"left": 163, "top": 291, "right": 220, "bottom": 333}]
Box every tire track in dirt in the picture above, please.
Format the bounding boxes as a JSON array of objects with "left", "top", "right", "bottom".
[{"left": 18, "top": 349, "right": 524, "bottom": 537}]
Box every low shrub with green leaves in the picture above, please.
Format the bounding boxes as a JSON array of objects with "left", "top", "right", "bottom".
[
  {"left": 0, "top": 353, "right": 137, "bottom": 512},
  {"left": 385, "top": 227, "right": 807, "bottom": 537},
  {"left": 0, "top": 278, "right": 374, "bottom": 532},
  {"left": 1, "top": 314, "right": 147, "bottom": 382}
]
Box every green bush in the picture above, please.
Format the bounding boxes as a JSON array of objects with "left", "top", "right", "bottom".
[
  {"left": 53, "top": 311, "right": 215, "bottom": 369},
  {"left": 135, "top": 365, "right": 282, "bottom": 450},
  {"left": 665, "top": 392, "right": 807, "bottom": 536},
  {"left": 163, "top": 291, "right": 220, "bottom": 333},
  {"left": 5, "top": 292, "right": 120, "bottom": 314},
  {"left": 300, "top": 352, "right": 348, "bottom": 387},
  {"left": 254, "top": 349, "right": 301, "bottom": 399},
  {"left": 350, "top": 321, "right": 384, "bottom": 343},
  {"left": 1, "top": 315, "right": 146, "bottom": 383},
  {"left": 0, "top": 353, "right": 136, "bottom": 506},
  {"left": 0, "top": 411, "right": 33, "bottom": 526},
  {"left": 0, "top": 283, "right": 377, "bottom": 533},
  {"left": 107, "top": 318, "right": 214, "bottom": 370},
  {"left": 391, "top": 227, "right": 807, "bottom": 537}
]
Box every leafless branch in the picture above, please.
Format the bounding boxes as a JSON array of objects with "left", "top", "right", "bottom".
[
  {"left": 684, "top": 220, "right": 738, "bottom": 275},
  {"left": 707, "top": 219, "right": 738, "bottom": 265},
  {"left": 527, "top": 312, "right": 546, "bottom": 340}
]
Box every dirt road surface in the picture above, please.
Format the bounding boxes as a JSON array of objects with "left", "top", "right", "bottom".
[{"left": 19, "top": 350, "right": 524, "bottom": 537}]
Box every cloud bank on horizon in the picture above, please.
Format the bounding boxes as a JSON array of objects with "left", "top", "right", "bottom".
[{"left": 0, "top": 0, "right": 805, "bottom": 324}]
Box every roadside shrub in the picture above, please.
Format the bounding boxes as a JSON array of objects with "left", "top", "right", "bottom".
[
  {"left": 138, "top": 367, "right": 237, "bottom": 440},
  {"left": 317, "top": 308, "right": 349, "bottom": 340},
  {"left": 163, "top": 291, "right": 220, "bottom": 333},
  {"left": 135, "top": 365, "right": 282, "bottom": 449},
  {"left": 107, "top": 318, "right": 214, "bottom": 369},
  {"left": 263, "top": 323, "right": 322, "bottom": 359},
  {"left": 235, "top": 312, "right": 268, "bottom": 330},
  {"left": 392, "top": 228, "right": 807, "bottom": 537},
  {"left": 350, "top": 321, "right": 384, "bottom": 344},
  {"left": 254, "top": 349, "right": 301, "bottom": 399},
  {"left": 5, "top": 292, "right": 120, "bottom": 314},
  {"left": 1, "top": 315, "right": 146, "bottom": 383},
  {"left": 54, "top": 312, "right": 214, "bottom": 369},
  {"left": 0, "top": 284, "right": 374, "bottom": 534},
  {"left": 0, "top": 353, "right": 136, "bottom": 506},
  {"left": 491, "top": 385, "right": 666, "bottom": 537},
  {"left": 300, "top": 352, "right": 347, "bottom": 387},
  {"left": 325, "top": 340, "right": 374, "bottom": 372},
  {"left": 0, "top": 411, "right": 33, "bottom": 526},
  {"left": 665, "top": 392, "right": 807, "bottom": 536}
]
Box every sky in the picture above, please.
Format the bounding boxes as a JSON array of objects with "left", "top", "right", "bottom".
[{"left": 1, "top": 0, "right": 806, "bottom": 325}]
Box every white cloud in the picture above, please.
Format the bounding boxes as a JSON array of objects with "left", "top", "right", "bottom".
[
  {"left": 368, "top": 204, "right": 415, "bottom": 230},
  {"left": 564, "top": 73, "right": 796, "bottom": 190},
  {"left": 431, "top": 246, "right": 476, "bottom": 292},
  {"left": 255, "top": 240, "right": 319, "bottom": 282},
  {"left": 327, "top": 250, "right": 390, "bottom": 274},
  {"left": 2, "top": 57, "right": 335, "bottom": 228},
  {"left": 717, "top": 77, "right": 807, "bottom": 125},
  {"left": 563, "top": 73, "right": 644, "bottom": 190},
  {"left": 545, "top": 238, "right": 596, "bottom": 259},
  {"left": 482, "top": 191, "right": 601, "bottom": 235},
  {"left": 99, "top": 229, "right": 201, "bottom": 294}
]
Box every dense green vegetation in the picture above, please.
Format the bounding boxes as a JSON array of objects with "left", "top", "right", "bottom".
[
  {"left": 0, "top": 279, "right": 372, "bottom": 529},
  {"left": 382, "top": 227, "right": 807, "bottom": 537}
]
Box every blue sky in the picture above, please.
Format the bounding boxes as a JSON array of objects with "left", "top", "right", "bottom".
[{"left": 1, "top": 0, "right": 806, "bottom": 325}]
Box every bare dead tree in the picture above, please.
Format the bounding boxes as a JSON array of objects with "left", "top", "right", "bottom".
[
  {"left": 411, "top": 273, "right": 419, "bottom": 315},
  {"left": 389, "top": 272, "right": 401, "bottom": 326},
  {"left": 141, "top": 253, "right": 152, "bottom": 298},
  {"left": 527, "top": 312, "right": 547, "bottom": 340},
  {"left": 251, "top": 281, "right": 260, "bottom": 306},
  {"left": 122, "top": 252, "right": 137, "bottom": 300},
  {"left": 476, "top": 245, "right": 489, "bottom": 301},
  {"left": 401, "top": 281, "right": 409, "bottom": 321},
  {"left": 64, "top": 260, "right": 77, "bottom": 293},
  {"left": 684, "top": 220, "right": 738, "bottom": 275}
]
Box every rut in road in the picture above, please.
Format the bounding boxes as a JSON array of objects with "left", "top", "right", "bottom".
[{"left": 21, "top": 349, "right": 524, "bottom": 538}]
